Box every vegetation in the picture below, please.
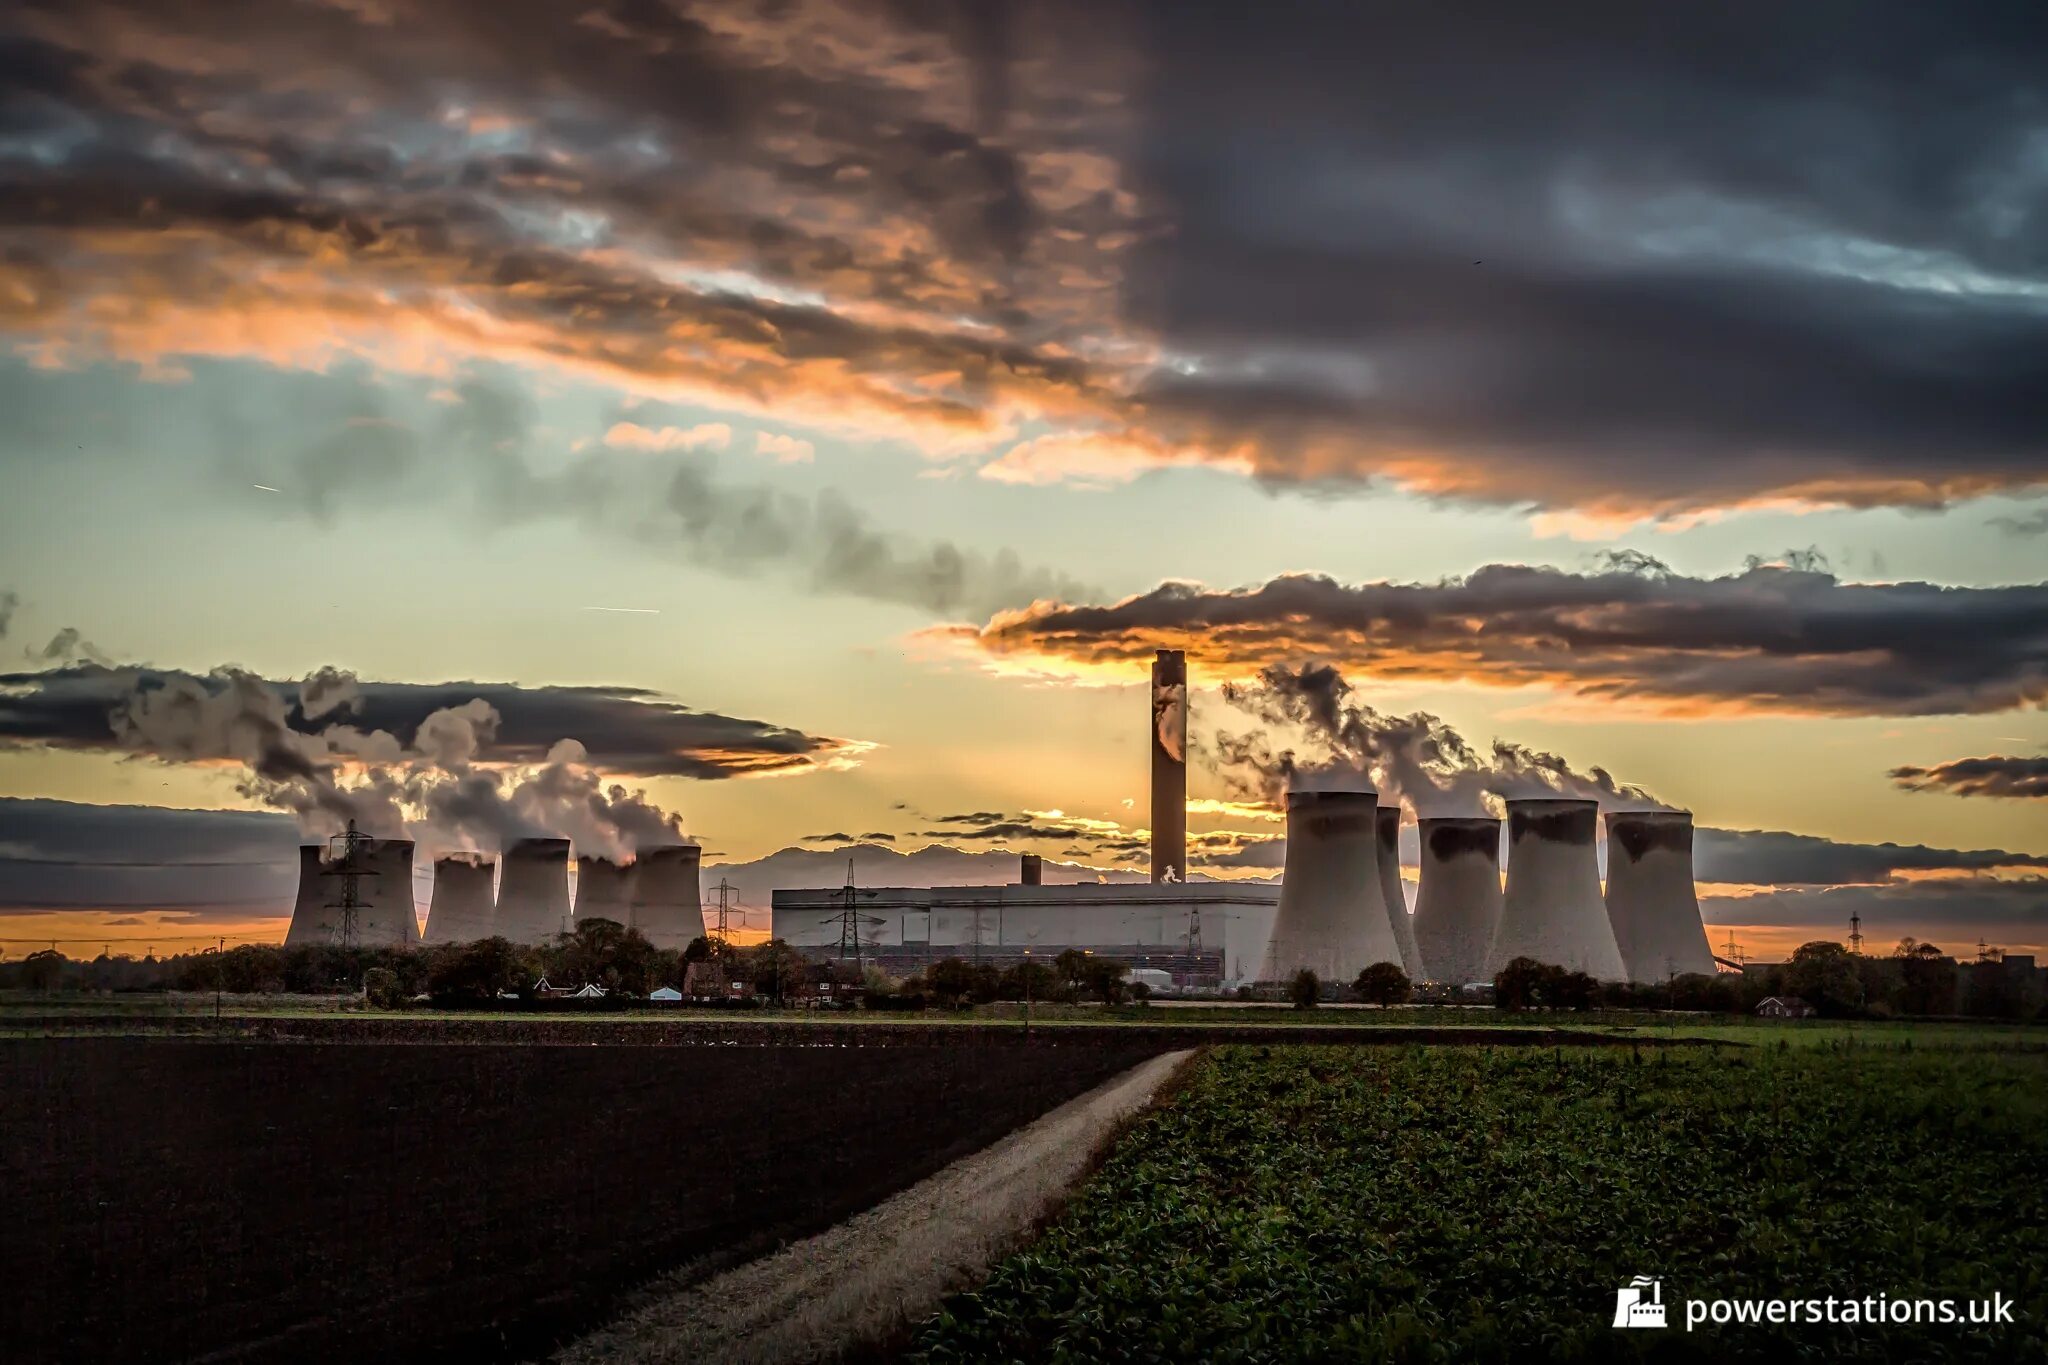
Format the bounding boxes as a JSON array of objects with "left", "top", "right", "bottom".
[
  {"left": 907, "top": 1044, "right": 2048, "bottom": 1362},
  {"left": 1353, "top": 960, "right": 1412, "bottom": 1007},
  {"left": 1288, "top": 968, "right": 1320, "bottom": 1009}
]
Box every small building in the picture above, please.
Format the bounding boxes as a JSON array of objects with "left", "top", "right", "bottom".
[
  {"left": 1756, "top": 995, "right": 1815, "bottom": 1019},
  {"left": 567, "top": 983, "right": 607, "bottom": 999},
  {"left": 648, "top": 986, "right": 682, "bottom": 1002}
]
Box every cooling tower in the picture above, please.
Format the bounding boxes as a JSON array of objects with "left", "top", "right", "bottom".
[
  {"left": 283, "top": 844, "right": 333, "bottom": 946},
  {"left": 1486, "top": 799, "right": 1626, "bottom": 980},
  {"left": 1375, "top": 805, "right": 1426, "bottom": 981},
  {"left": 574, "top": 855, "right": 638, "bottom": 926},
  {"left": 1413, "top": 817, "right": 1504, "bottom": 985},
  {"left": 349, "top": 838, "right": 420, "bottom": 947},
  {"left": 1260, "top": 790, "right": 1401, "bottom": 984},
  {"left": 1150, "top": 648, "right": 1188, "bottom": 883},
  {"left": 629, "top": 843, "right": 703, "bottom": 951},
  {"left": 496, "top": 837, "right": 571, "bottom": 944},
  {"left": 423, "top": 855, "right": 496, "bottom": 944},
  {"left": 1604, "top": 811, "right": 1717, "bottom": 983}
]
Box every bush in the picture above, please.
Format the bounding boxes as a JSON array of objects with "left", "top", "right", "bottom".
[
  {"left": 1353, "top": 961, "right": 1411, "bottom": 1008},
  {"left": 1289, "top": 968, "right": 1321, "bottom": 1010},
  {"left": 361, "top": 967, "right": 406, "bottom": 1009}
]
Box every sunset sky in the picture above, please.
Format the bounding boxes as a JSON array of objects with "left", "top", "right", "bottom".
[{"left": 2, "top": 0, "right": 2044, "bottom": 961}]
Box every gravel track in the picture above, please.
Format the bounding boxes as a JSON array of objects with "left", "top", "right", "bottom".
[{"left": 557, "top": 1049, "right": 1196, "bottom": 1365}]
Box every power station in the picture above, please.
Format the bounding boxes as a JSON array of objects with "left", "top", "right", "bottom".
[{"left": 279, "top": 655, "right": 1715, "bottom": 988}]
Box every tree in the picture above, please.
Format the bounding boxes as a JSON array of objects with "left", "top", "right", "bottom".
[
  {"left": 362, "top": 966, "right": 406, "bottom": 1009},
  {"left": 20, "top": 949, "right": 68, "bottom": 993},
  {"left": 925, "top": 957, "right": 979, "bottom": 1008},
  {"left": 750, "top": 940, "right": 810, "bottom": 1003},
  {"left": 999, "top": 960, "right": 1057, "bottom": 1002},
  {"left": 1493, "top": 957, "right": 1553, "bottom": 1011},
  {"left": 1783, "top": 940, "right": 1863, "bottom": 1016},
  {"left": 1898, "top": 941, "right": 1958, "bottom": 1016},
  {"left": 1082, "top": 957, "right": 1129, "bottom": 1005},
  {"left": 682, "top": 935, "right": 713, "bottom": 964},
  {"left": 1289, "top": 968, "right": 1321, "bottom": 1010},
  {"left": 425, "top": 937, "right": 529, "bottom": 1006},
  {"left": 1354, "top": 961, "right": 1411, "bottom": 1008}
]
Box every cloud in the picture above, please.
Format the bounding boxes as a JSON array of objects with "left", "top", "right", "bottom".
[
  {"left": 1890, "top": 755, "right": 2048, "bottom": 801},
  {"left": 1694, "top": 828, "right": 2048, "bottom": 886},
  {"left": 1989, "top": 509, "right": 2048, "bottom": 537},
  {"left": 0, "top": 799, "right": 298, "bottom": 912},
  {"left": 0, "top": 663, "right": 863, "bottom": 781},
  {"left": 755, "top": 432, "right": 814, "bottom": 464},
  {"left": 1704, "top": 879, "right": 2047, "bottom": 952},
  {"left": 4, "top": 1, "right": 2047, "bottom": 517},
  {"left": 953, "top": 556, "right": 2048, "bottom": 717},
  {"left": 604, "top": 421, "right": 732, "bottom": 452}
]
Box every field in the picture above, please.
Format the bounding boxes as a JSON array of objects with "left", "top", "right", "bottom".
[
  {"left": 0, "top": 1038, "right": 1158, "bottom": 1365},
  {"left": 906, "top": 1044, "right": 2048, "bottom": 1363}
]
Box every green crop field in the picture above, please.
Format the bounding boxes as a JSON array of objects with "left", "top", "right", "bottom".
[{"left": 907, "top": 1044, "right": 2048, "bottom": 1363}]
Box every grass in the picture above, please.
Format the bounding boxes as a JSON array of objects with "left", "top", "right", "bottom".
[{"left": 905, "top": 1043, "right": 2048, "bottom": 1363}]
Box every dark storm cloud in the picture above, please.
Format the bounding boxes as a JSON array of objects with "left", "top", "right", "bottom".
[
  {"left": 960, "top": 556, "right": 2048, "bottom": 716},
  {"left": 3, "top": 1, "right": 2046, "bottom": 514},
  {"left": 0, "top": 663, "right": 860, "bottom": 779},
  {"left": 1891, "top": 755, "right": 2048, "bottom": 801},
  {"left": 0, "top": 798, "right": 296, "bottom": 910},
  {"left": 1694, "top": 829, "right": 2048, "bottom": 886},
  {"left": 1705, "top": 880, "right": 2047, "bottom": 946}
]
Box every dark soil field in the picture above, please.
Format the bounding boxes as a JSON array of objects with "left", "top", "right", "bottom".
[{"left": 1, "top": 1037, "right": 1158, "bottom": 1365}]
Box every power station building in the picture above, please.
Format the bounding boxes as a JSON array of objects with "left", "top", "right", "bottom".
[{"left": 770, "top": 877, "right": 1280, "bottom": 986}]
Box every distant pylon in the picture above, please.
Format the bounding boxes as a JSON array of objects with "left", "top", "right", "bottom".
[
  {"left": 322, "top": 820, "right": 375, "bottom": 949},
  {"left": 1849, "top": 912, "right": 1863, "bottom": 956}
]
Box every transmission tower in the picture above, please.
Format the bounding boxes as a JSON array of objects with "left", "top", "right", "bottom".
[
  {"left": 821, "top": 858, "right": 882, "bottom": 974},
  {"left": 1183, "top": 905, "right": 1203, "bottom": 987},
  {"left": 322, "top": 820, "right": 375, "bottom": 950},
  {"left": 1848, "top": 912, "right": 1864, "bottom": 956},
  {"left": 710, "top": 878, "right": 746, "bottom": 957}
]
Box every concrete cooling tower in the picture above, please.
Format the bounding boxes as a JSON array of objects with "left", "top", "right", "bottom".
[
  {"left": 496, "top": 837, "right": 571, "bottom": 944},
  {"left": 351, "top": 838, "right": 420, "bottom": 947},
  {"left": 1486, "top": 799, "right": 1626, "bottom": 980},
  {"left": 574, "top": 855, "right": 638, "bottom": 926},
  {"left": 423, "top": 855, "right": 496, "bottom": 944},
  {"left": 1604, "top": 811, "right": 1717, "bottom": 983},
  {"left": 1261, "top": 790, "right": 1402, "bottom": 984},
  {"left": 1413, "top": 817, "right": 1504, "bottom": 986},
  {"left": 1375, "top": 805, "right": 1426, "bottom": 981},
  {"left": 629, "top": 843, "right": 703, "bottom": 951},
  {"left": 283, "top": 844, "right": 333, "bottom": 946}
]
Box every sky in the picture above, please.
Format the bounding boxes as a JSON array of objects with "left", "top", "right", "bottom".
[{"left": 1, "top": 0, "right": 2044, "bottom": 962}]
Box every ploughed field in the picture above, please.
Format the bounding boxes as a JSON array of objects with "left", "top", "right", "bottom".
[
  {"left": 908, "top": 1044, "right": 2048, "bottom": 1364},
  {"left": 2, "top": 1037, "right": 1157, "bottom": 1364}
]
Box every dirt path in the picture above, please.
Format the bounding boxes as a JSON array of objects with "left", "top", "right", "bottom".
[{"left": 556, "top": 1048, "right": 1196, "bottom": 1365}]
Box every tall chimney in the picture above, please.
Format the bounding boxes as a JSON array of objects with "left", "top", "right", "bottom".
[
  {"left": 495, "top": 837, "right": 572, "bottom": 944},
  {"left": 1020, "top": 852, "right": 1043, "bottom": 885},
  {"left": 1375, "top": 805, "right": 1426, "bottom": 981},
  {"left": 1150, "top": 648, "right": 1187, "bottom": 883},
  {"left": 1604, "top": 811, "right": 1716, "bottom": 983},
  {"left": 423, "top": 854, "right": 496, "bottom": 945},
  {"left": 1486, "top": 799, "right": 1625, "bottom": 980},
  {"left": 283, "top": 844, "right": 331, "bottom": 946},
  {"left": 574, "top": 854, "right": 638, "bottom": 927},
  {"left": 1260, "top": 789, "right": 1400, "bottom": 984},
  {"left": 1413, "top": 817, "right": 1503, "bottom": 986},
  {"left": 629, "top": 843, "right": 704, "bottom": 951}
]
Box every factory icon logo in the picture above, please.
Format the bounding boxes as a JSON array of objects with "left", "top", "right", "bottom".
[{"left": 1613, "top": 1276, "right": 1668, "bottom": 1329}]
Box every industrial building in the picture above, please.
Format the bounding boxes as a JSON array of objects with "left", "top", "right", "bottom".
[
  {"left": 1376, "top": 805, "right": 1426, "bottom": 981},
  {"left": 771, "top": 875, "right": 1279, "bottom": 986},
  {"left": 281, "top": 836, "right": 419, "bottom": 947},
  {"left": 423, "top": 854, "right": 495, "bottom": 944},
  {"left": 496, "top": 837, "right": 572, "bottom": 943}
]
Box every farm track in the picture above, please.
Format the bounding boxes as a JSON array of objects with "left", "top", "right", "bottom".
[{"left": 557, "top": 1050, "right": 1198, "bottom": 1365}]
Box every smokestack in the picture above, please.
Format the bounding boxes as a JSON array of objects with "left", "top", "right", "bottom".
[
  {"left": 495, "top": 837, "right": 571, "bottom": 944},
  {"left": 1486, "top": 799, "right": 1626, "bottom": 980},
  {"left": 283, "top": 844, "right": 331, "bottom": 945},
  {"left": 1150, "top": 648, "right": 1187, "bottom": 883},
  {"left": 1604, "top": 811, "right": 1716, "bottom": 983},
  {"left": 1413, "top": 817, "right": 1503, "bottom": 986},
  {"left": 574, "top": 854, "right": 638, "bottom": 927},
  {"left": 629, "top": 843, "right": 703, "bottom": 951},
  {"left": 1020, "top": 852, "right": 1043, "bottom": 885},
  {"left": 1260, "top": 789, "right": 1401, "bottom": 984},
  {"left": 1375, "top": 805, "right": 1426, "bottom": 981},
  {"left": 423, "top": 854, "right": 496, "bottom": 944}
]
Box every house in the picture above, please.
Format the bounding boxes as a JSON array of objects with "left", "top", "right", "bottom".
[
  {"left": 535, "top": 977, "right": 607, "bottom": 1000},
  {"left": 567, "top": 983, "right": 607, "bottom": 1000},
  {"left": 648, "top": 986, "right": 682, "bottom": 1002},
  {"left": 1756, "top": 995, "right": 1815, "bottom": 1019}
]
